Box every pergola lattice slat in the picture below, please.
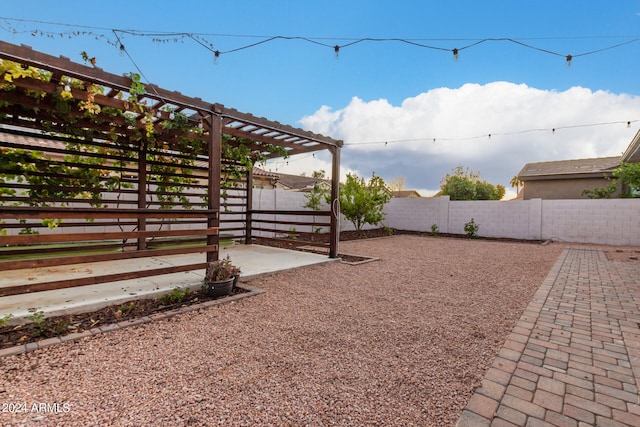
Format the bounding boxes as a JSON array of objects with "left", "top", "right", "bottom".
[{"left": 0, "top": 40, "right": 342, "bottom": 296}]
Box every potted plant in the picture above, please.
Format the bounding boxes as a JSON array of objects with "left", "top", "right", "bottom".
[{"left": 202, "top": 255, "right": 241, "bottom": 297}]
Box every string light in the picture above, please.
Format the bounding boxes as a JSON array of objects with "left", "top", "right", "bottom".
[
  {"left": 343, "top": 119, "right": 640, "bottom": 147},
  {"left": 1, "top": 17, "right": 639, "bottom": 65},
  {"left": 266, "top": 153, "right": 316, "bottom": 170}
]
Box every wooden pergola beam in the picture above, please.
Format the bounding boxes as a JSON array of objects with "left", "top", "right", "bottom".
[{"left": 0, "top": 39, "right": 344, "bottom": 267}]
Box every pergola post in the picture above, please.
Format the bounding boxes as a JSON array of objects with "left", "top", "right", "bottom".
[
  {"left": 208, "top": 111, "right": 223, "bottom": 263},
  {"left": 329, "top": 146, "right": 341, "bottom": 258},
  {"left": 137, "top": 140, "right": 147, "bottom": 250},
  {"left": 245, "top": 167, "right": 253, "bottom": 244}
]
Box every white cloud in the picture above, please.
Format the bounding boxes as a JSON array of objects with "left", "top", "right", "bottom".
[{"left": 293, "top": 82, "right": 640, "bottom": 198}]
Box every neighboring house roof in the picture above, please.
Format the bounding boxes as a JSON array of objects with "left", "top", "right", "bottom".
[
  {"left": 271, "top": 172, "right": 329, "bottom": 191},
  {"left": 622, "top": 129, "right": 640, "bottom": 163},
  {"left": 1, "top": 127, "right": 73, "bottom": 155},
  {"left": 518, "top": 156, "right": 621, "bottom": 181},
  {"left": 518, "top": 129, "right": 640, "bottom": 182},
  {"left": 392, "top": 190, "right": 422, "bottom": 198},
  {"left": 252, "top": 167, "right": 280, "bottom": 180}
]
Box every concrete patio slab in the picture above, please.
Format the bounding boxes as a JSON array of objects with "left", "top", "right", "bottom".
[{"left": 0, "top": 244, "right": 336, "bottom": 322}]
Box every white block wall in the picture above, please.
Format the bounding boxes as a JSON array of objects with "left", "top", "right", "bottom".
[
  {"left": 6, "top": 187, "right": 640, "bottom": 246},
  {"left": 382, "top": 196, "right": 640, "bottom": 246},
  {"left": 541, "top": 199, "right": 640, "bottom": 245}
]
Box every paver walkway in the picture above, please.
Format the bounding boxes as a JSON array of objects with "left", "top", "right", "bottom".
[{"left": 457, "top": 247, "right": 640, "bottom": 427}]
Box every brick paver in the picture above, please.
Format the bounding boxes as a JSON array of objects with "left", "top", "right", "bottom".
[{"left": 457, "top": 248, "right": 640, "bottom": 427}]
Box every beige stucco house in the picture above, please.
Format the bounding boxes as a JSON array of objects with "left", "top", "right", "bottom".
[{"left": 517, "top": 130, "right": 640, "bottom": 200}]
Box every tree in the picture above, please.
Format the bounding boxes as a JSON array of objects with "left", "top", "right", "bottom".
[
  {"left": 311, "top": 170, "right": 327, "bottom": 179},
  {"left": 325, "top": 172, "right": 392, "bottom": 231},
  {"left": 388, "top": 177, "right": 406, "bottom": 191},
  {"left": 303, "top": 179, "right": 326, "bottom": 233},
  {"left": 440, "top": 166, "right": 505, "bottom": 200},
  {"left": 612, "top": 162, "right": 640, "bottom": 196},
  {"left": 583, "top": 162, "right": 640, "bottom": 198},
  {"left": 510, "top": 176, "right": 522, "bottom": 195}
]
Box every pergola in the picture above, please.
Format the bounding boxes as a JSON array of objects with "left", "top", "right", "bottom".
[{"left": 0, "top": 40, "right": 342, "bottom": 297}]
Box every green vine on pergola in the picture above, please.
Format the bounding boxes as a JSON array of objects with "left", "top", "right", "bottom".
[{"left": 0, "top": 57, "right": 287, "bottom": 235}]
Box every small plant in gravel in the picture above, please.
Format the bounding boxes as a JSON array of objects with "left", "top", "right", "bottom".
[
  {"left": 464, "top": 218, "right": 479, "bottom": 238},
  {"left": 115, "top": 301, "right": 137, "bottom": 318},
  {"left": 27, "top": 309, "right": 45, "bottom": 325},
  {"left": 52, "top": 320, "right": 70, "bottom": 335},
  {"left": 0, "top": 313, "right": 13, "bottom": 327},
  {"left": 27, "top": 309, "right": 49, "bottom": 337},
  {"left": 430, "top": 224, "right": 439, "bottom": 236},
  {"left": 157, "top": 287, "right": 191, "bottom": 305}
]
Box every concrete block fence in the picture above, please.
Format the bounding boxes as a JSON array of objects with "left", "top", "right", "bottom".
[
  {"left": 253, "top": 190, "right": 640, "bottom": 246},
  {"left": 382, "top": 196, "right": 640, "bottom": 246},
  {"left": 4, "top": 188, "right": 639, "bottom": 246}
]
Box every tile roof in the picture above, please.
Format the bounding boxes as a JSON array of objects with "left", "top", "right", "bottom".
[
  {"left": 252, "top": 167, "right": 279, "bottom": 179},
  {"left": 622, "top": 129, "right": 640, "bottom": 163},
  {"left": 518, "top": 156, "right": 621, "bottom": 180},
  {"left": 392, "top": 190, "right": 422, "bottom": 198},
  {"left": 272, "top": 172, "right": 328, "bottom": 190},
  {"left": 251, "top": 168, "right": 328, "bottom": 190}
]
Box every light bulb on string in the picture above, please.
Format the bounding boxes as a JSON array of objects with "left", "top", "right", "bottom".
[
  {"left": 565, "top": 54, "right": 572, "bottom": 67},
  {"left": 214, "top": 51, "right": 220, "bottom": 64},
  {"left": 452, "top": 48, "right": 459, "bottom": 61},
  {"left": 334, "top": 45, "right": 340, "bottom": 58}
]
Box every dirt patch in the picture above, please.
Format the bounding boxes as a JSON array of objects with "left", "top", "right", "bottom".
[
  {"left": 0, "top": 287, "right": 247, "bottom": 350},
  {"left": 605, "top": 248, "right": 640, "bottom": 262}
]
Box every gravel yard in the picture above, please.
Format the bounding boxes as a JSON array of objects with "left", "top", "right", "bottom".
[{"left": 0, "top": 235, "right": 563, "bottom": 426}]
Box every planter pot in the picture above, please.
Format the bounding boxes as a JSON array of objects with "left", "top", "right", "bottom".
[{"left": 202, "top": 277, "right": 235, "bottom": 298}]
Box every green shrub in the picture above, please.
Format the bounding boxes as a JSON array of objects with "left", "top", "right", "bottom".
[
  {"left": 158, "top": 287, "right": 191, "bottom": 305},
  {"left": 0, "top": 313, "right": 13, "bottom": 327},
  {"left": 26, "top": 309, "right": 48, "bottom": 337},
  {"left": 430, "top": 224, "right": 439, "bottom": 236},
  {"left": 464, "top": 218, "right": 479, "bottom": 238}
]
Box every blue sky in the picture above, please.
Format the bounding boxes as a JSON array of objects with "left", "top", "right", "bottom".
[{"left": 2, "top": 1, "right": 640, "bottom": 197}]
